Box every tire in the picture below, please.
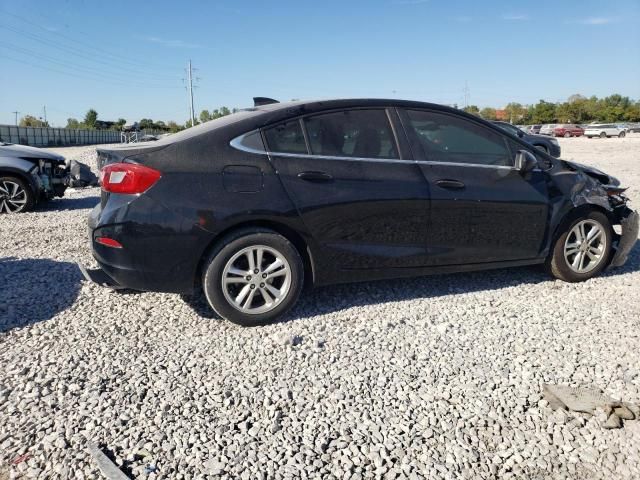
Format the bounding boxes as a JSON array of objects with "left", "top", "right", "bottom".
[
  {"left": 0, "top": 176, "right": 35, "bottom": 214},
  {"left": 202, "top": 228, "right": 304, "bottom": 326},
  {"left": 535, "top": 144, "right": 548, "bottom": 154},
  {"left": 619, "top": 131, "right": 626, "bottom": 138},
  {"left": 547, "top": 211, "right": 612, "bottom": 282},
  {"left": 564, "top": 131, "right": 571, "bottom": 138},
  {"left": 599, "top": 132, "right": 607, "bottom": 138}
]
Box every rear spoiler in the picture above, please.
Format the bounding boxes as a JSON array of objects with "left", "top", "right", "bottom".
[{"left": 253, "top": 97, "right": 279, "bottom": 107}]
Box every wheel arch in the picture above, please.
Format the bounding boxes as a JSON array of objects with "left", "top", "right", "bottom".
[
  {"left": 0, "top": 167, "right": 39, "bottom": 197},
  {"left": 0, "top": 168, "right": 40, "bottom": 204},
  {"left": 195, "top": 220, "right": 316, "bottom": 291},
  {"left": 548, "top": 203, "right": 616, "bottom": 262}
]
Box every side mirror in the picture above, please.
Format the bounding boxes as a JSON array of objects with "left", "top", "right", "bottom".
[
  {"left": 517, "top": 130, "right": 524, "bottom": 138},
  {"left": 514, "top": 150, "right": 538, "bottom": 173}
]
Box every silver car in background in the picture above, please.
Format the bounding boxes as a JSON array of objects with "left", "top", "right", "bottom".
[
  {"left": 539, "top": 124, "right": 557, "bottom": 136},
  {"left": 584, "top": 124, "right": 627, "bottom": 138}
]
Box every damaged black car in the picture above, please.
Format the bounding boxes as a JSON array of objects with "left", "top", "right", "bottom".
[
  {"left": 0, "top": 142, "right": 96, "bottom": 213},
  {"left": 83, "top": 98, "right": 638, "bottom": 326}
]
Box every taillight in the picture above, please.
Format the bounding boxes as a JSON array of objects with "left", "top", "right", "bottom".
[
  {"left": 95, "top": 237, "right": 123, "bottom": 248},
  {"left": 100, "top": 163, "right": 161, "bottom": 194}
]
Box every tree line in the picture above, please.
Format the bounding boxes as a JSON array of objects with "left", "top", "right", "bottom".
[
  {"left": 462, "top": 94, "right": 640, "bottom": 124},
  {"left": 17, "top": 93, "right": 639, "bottom": 131}
]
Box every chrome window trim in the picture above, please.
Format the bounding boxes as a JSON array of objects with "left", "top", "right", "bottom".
[
  {"left": 231, "top": 131, "right": 516, "bottom": 170},
  {"left": 269, "top": 151, "right": 515, "bottom": 170},
  {"left": 229, "top": 130, "right": 267, "bottom": 155}
]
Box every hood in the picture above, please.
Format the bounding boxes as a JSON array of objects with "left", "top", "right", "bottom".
[
  {"left": 527, "top": 133, "right": 557, "bottom": 142},
  {"left": 562, "top": 160, "right": 620, "bottom": 186},
  {"left": 0, "top": 143, "right": 66, "bottom": 164}
]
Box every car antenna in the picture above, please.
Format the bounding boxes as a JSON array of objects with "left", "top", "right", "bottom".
[{"left": 253, "top": 97, "right": 279, "bottom": 107}]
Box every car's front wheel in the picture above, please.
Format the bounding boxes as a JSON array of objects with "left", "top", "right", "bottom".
[
  {"left": 564, "top": 131, "right": 571, "bottom": 138},
  {"left": 599, "top": 132, "right": 607, "bottom": 138},
  {"left": 619, "top": 131, "right": 626, "bottom": 138},
  {"left": 0, "top": 176, "right": 34, "bottom": 214},
  {"left": 547, "top": 211, "right": 612, "bottom": 282},
  {"left": 202, "top": 229, "right": 304, "bottom": 326}
]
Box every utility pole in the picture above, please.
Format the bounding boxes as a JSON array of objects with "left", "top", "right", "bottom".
[
  {"left": 43, "top": 105, "right": 47, "bottom": 124},
  {"left": 187, "top": 60, "right": 195, "bottom": 127},
  {"left": 12, "top": 111, "right": 20, "bottom": 125},
  {"left": 463, "top": 81, "right": 470, "bottom": 109}
]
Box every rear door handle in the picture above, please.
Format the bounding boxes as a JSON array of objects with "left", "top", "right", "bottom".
[
  {"left": 436, "top": 179, "right": 465, "bottom": 190},
  {"left": 298, "top": 171, "right": 333, "bottom": 182}
]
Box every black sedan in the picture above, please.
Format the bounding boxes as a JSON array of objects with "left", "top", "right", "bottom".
[
  {"left": 492, "top": 121, "right": 561, "bottom": 157},
  {"left": 83, "top": 98, "right": 638, "bottom": 325}
]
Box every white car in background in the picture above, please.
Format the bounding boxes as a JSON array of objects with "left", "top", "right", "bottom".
[
  {"left": 539, "top": 124, "right": 557, "bottom": 136},
  {"left": 584, "top": 124, "right": 627, "bottom": 138}
]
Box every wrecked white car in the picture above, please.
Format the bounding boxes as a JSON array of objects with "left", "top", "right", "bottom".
[{"left": 0, "top": 142, "right": 96, "bottom": 213}]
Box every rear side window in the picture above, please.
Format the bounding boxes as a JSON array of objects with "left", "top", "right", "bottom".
[
  {"left": 264, "top": 120, "right": 307, "bottom": 154},
  {"left": 304, "top": 109, "right": 399, "bottom": 159},
  {"left": 404, "top": 110, "right": 512, "bottom": 167}
]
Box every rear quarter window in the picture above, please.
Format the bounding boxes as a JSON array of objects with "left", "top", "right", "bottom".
[{"left": 264, "top": 120, "right": 307, "bottom": 154}]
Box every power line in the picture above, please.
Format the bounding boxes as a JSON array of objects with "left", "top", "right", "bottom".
[
  {"left": 0, "top": 53, "right": 181, "bottom": 90},
  {"left": 0, "top": 23, "right": 180, "bottom": 80},
  {"left": 0, "top": 8, "right": 176, "bottom": 72},
  {"left": 0, "top": 42, "right": 180, "bottom": 88}
]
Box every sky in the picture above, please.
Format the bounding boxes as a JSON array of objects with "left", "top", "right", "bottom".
[{"left": 1, "top": 0, "right": 639, "bottom": 127}]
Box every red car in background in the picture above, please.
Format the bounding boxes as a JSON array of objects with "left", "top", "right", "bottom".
[{"left": 553, "top": 124, "right": 584, "bottom": 137}]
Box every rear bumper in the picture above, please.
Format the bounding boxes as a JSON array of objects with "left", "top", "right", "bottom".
[
  {"left": 609, "top": 208, "right": 639, "bottom": 268},
  {"left": 87, "top": 196, "right": 210, "bottom": 295}
]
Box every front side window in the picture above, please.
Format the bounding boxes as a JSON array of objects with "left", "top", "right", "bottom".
[
  {"left": 264, "top": 120, "right": 307, "bottom": 154},
  {"left": 404, "top": 110, "right": 512, "bottom": 166},
  {"left": 304, "top": 109, "right": 399, "bottom": 159}
]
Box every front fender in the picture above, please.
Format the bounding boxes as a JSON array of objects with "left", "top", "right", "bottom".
[{"left": 0, "top": 157, "right": 41, "bottom": 196}]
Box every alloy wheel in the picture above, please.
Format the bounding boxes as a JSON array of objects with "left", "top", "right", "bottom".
[
  {"left": 221, "top": 245, "right": 292, "bottom": 314},
  {"left": 0, "top": 180, "right": 28, "bottom": 213},
  {"left": 563, "top": 220, "right": 607, "bottom": 274}
]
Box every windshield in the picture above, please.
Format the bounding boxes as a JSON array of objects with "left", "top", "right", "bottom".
[{"left": 496, "top": 123, "right": 521, "bottom": 136}]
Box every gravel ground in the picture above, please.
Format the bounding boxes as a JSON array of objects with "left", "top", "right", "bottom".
[{"left": 1, "top": 136, "right": 639, "bottom": 479}]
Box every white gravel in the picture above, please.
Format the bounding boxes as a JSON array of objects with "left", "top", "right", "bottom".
[{"left": 1, "top": 137, "right": 639, "bottom": 479}]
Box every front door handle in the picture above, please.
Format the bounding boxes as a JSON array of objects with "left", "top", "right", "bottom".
[
  {"left": 298, "top": 171, "right": 333, "bottom": 182},
  {"left": 436, "top": 179, "right": 465, "bottom": 190}
]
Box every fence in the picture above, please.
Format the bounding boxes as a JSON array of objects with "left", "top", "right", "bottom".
[{"left": 0, "top": 125, "right": 162, "bottom": 147}]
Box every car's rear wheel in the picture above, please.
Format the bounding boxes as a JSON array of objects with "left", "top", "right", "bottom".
[
  {"left": 564, "top": 131, "right": 571, "bottom": 138},
  {"left": 599, "top": 132, "right": 607, "bottom": 138},
  {"left": 0, "top": 176, "right": 34, "bottom": 214},
  {"left": 619, "top": 131, "right": 626, "bottom": 138},
  {"left": 202, "top": 229, "right": 304, "bottom": 326},
  {"left": 547, "top": 211, "right": 612, "bottom": 282}
]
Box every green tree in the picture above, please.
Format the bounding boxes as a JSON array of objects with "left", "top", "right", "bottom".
[
  {"left": 167, "top": 121, "right": 183, "bottom": 133},
  {"left": 20, "top": 115, "right": 49, "bottom": 127},
  {"left": 479, "top": 107, "right": 497, "bottom": 120},
  {"left": 530, "top": 100, "right": 556, "bottom": 124},
  {"left": 139, "top": 118, "right": 155, "bottom": 130},
  {"left": 463, "top": 105, "right": 480, "bottom": 115},
  {"left": 113, "top": 118, "right": 127, "bottom": 130},
  {"left": 623, "top": 101, "right": 640, "bottom": 122},
  {"left": 504, "top": 102, "right": 526, "bottom": 123},
  {"left": 199, "top": 110, "right": 211, "bottom": 123},
  {"left": 84, "top": 109, "right": 98, "bottom": 129},
  {"left": 66, "top": 118, "right": 81, "bottom": 128}
]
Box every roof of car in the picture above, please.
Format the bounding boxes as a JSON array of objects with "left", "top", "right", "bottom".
[{"left": 154, "top": 98, "right": 465, "bottom": 145}]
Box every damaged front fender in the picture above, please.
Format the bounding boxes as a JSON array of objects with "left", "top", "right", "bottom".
[
  {"left": 546, "top": 160, "right": 637, "bottom": 269},
  {"left": 609, "top": 208, "right": 639, "bottom": 268}
]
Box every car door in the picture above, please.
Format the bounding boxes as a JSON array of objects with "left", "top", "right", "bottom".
[
  {"left": 263, "top": 108, "right": 432, "bottom": 270},
  {"left": 398, "top": 108, "right": 549, "bottom": 265}
]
